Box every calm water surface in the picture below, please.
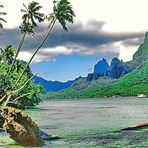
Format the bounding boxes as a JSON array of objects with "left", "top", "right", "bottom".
[{"left": 1, "top": 97, "right": 148, "bottom": 147}]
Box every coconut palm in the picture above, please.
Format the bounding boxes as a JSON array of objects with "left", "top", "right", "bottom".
[
  {"left": 0, "top": 3, "right": 7, "bottom": 29},
  {"left": 16, "top": 0, "right": 75, "bottom": 84},
  {"left": 52, "top": 0, "right": 75, "bottom": 31},
  {"left": 19, "top": 1, "right": 45, "bottom": 35},
  {"left": 9, "top": 1, "right": 44, "bottom": 73}
]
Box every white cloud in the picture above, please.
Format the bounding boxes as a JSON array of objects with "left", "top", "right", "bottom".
[
  {"left": 18, "top": 46, "right": 73, "bottom": 63},
  {"left": 1, "top": 0, "right": 147, "bottom": 62},
  {"left": 118, "top": 42, "right": 138, "bottom": 61},
  {"left": 2, "top": 0, "right": 148, "bottom": 32}
]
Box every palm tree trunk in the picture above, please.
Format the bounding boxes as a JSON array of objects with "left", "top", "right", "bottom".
[
  {"left": 2, "top": 106, "right": 44, "bottom": 147},
  {"left": 15, "top": 19, "right": 56, "bottom": 84},
  {"left": 8, "top": 32, "right": 27, "bottom": 73}
]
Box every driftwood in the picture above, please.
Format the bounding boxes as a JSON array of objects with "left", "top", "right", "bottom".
[{"left": 122, "top": 122, "right": 148, "bottom": 130}]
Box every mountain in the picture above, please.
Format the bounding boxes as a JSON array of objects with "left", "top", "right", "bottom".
[
  {"left": 47, "top": 32, "right": 148, "bottom": 99},
  {"left": 47, "top": 61, "right": 148, "bottom": 99},
  {"left": 93, "top": 58, "right": 109, "bottom": 79},
  {"left": 109, "top": 57, "right": 131, "bottom": 78},
  {"left": 127, "top": 32, "right": 148, "bottom": 68},
  {"left": 33, "top": 76, "right": 75, "bottom": 93},
  {"left": 86, "top": 57, "right": 131, "bottom": 81}
]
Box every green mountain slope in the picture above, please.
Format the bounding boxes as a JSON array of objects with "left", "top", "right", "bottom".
[
  {"left": 127, "top": 32, "right": 148, "bottom": 68},
  {"left": 48, "top": 61, "right": 148, "bottom": 99},
  {"left": 47, "top": 32, "right": 148, "bottom": 99},
  {"left": 47, "top": 77, "right": 116, "bottom": 99}
]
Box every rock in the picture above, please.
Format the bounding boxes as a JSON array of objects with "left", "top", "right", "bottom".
[
  {"left": 39, "top": 130, "right": 60, "bottom": 140},
  {"left": 86, "top": 57, "right": 132, "bottom": 81},
  {"left": 93, "top": 58, "right": 109, "bottom": 79},
  {"left": 138, "top": 94, "right": 146, "bottom": 98},
  {"left": 1, "top": 107, "right": 44, "bottom": 147},
  {"left": 86, "top": 73, "right": 94, "bottom": 81},
  {"left": 109, "top": 57, "right": 131, "bottom": 79}
]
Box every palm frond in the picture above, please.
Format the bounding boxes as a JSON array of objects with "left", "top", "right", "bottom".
[
  {"left": 53, "top": 0, "right": 75, "bottom": 31},
  {"left": 19, "top": 1, "right": 44, "bottom": 35},
  {"left": 0, "top": 3, "right": 6, "bottom": 29}
]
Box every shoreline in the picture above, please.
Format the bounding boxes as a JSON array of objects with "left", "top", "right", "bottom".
[{"left": 43, "top": 96, "right": 148, "bottom": 101}]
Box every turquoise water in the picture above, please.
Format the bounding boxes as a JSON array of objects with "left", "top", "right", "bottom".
[{"left": 1, "top": 97, "right": 148, "bottom": 147}]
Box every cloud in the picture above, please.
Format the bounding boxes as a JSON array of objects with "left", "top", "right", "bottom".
[
  {"left": 0, "top": 20, "right": 145, "bottom": 62},
  {"left": 18, "top": 46, "right": 73, "bottom": 63},
  {"left": 23, "top": 21, "right": 144, "bottom": 50},
  {"left": 121, "top": 37, "right": 144, "bottom": 47}
]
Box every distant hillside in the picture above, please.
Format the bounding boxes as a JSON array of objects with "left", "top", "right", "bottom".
[
  {"left": 33, "top": 76, "right": 75, "bottom": 93},
  {"left": 47, "top": 32, "right": 148, "bottom": 99},
  {"left": 47, "top": 61, "right": 148, "bottom": 99},
  {"left": 87, "top": 57, "right": 132, "bottom": 81},
  {"left": 127, "top": 32, "right": 148, "bottom": 68},
  {"left": 47, "top": 77, "right": 116, "bottom": 99}
]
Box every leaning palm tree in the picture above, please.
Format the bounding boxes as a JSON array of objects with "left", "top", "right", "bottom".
[
  {"left": 0, "top": 3, "right": 7, "bottom": 29},
  {"left": 0, "top": 1, "right": 75, "bottom": 146},
  {"left": 9, "top": 1, "right": 44, "bottom": 73},
  {"left": 16, "top": 0, "right": 75, "bottom": 84}
]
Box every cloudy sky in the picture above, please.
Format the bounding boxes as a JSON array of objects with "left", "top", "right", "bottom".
[{"left": 0, "top": 0, "right": 148, "bottom": 81}]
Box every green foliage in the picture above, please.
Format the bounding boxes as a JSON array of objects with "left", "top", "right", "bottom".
[
  {"left": 0, "top": 63, "right": 45, "bottom": 109},
  {"left": 47, "top": 77, "right": 116, "bottom": 99},
  {"left": 19, "top": 1, "right": 44, "bottom": 35},
  {"left": 54, "top": 0, "right": 75, "bottom": 31},
  {"left": 0, "top": 45, "right": 15, "bottom": 64},
  {"left": 48, "top": 61, "right": 148, "bottom": 99},
  {"left": 126, "top": 32, "right": 148, "bottom": 69},
  {"left": 0, "top": 0, "right": 75, "bottom": 109},
  {"left": 48, "top": 0, "right": 75, "bottom": 31}
]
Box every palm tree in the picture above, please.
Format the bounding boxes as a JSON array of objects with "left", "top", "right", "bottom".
[
  {"left": 0, "top": 45, "right": 15, "bottom": 64},
  {"left": 9, "top": 1, "right": 44, "bottom": 73},
  {"left": 16, "top": 0, "right": 75, "bottom": 84},
  {"left": 0, "top": 3, "right": 7, "bottom": 29}
]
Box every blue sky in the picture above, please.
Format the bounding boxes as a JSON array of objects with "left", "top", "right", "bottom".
[
  {"left": 30, "top": 54, "right": 104, "bottom": 81},
  {"left": 30, "top": 52, "right": 119, "bottom": 81},
  {"left": 1, "top": 0, "right": 148, "bottom": 81}
]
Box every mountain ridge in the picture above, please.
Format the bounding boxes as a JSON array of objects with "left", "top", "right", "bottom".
[
  {"left": 47, "top": 31, "right": 148, "bottom": 99},
  {"left": 33, "top": 76, "right": 75, "bottom": 93}
]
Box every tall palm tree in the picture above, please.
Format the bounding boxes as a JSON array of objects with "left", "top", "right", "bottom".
[
  {"left": 16, "top": 0, "right": 75, "bottom": 84},
  {"left": 9, "top": 1, "right": 44, "bottom": 73},
  {"left": 0, "top": 3, "right": 7, "bottom": 29}
]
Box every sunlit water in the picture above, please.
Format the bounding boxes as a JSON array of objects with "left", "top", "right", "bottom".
[{"left": 1, "top": 97, "right": 148, "bottom": 147}]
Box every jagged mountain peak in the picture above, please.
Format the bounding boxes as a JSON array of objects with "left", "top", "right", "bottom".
[{"left": 94, "top": 58, "right": 109, "bottom": 74}]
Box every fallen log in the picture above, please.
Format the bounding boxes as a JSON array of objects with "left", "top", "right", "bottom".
[{"left": 122, "top": 122, "right": 148, "bottom": 130}]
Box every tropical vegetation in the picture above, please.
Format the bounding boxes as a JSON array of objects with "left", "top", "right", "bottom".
[
  {"left": 0, "top": 0, "right": 75, "bottom": 146},
  {"left": 0, "top": 0, "right": 75, "bottom": 109}
]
